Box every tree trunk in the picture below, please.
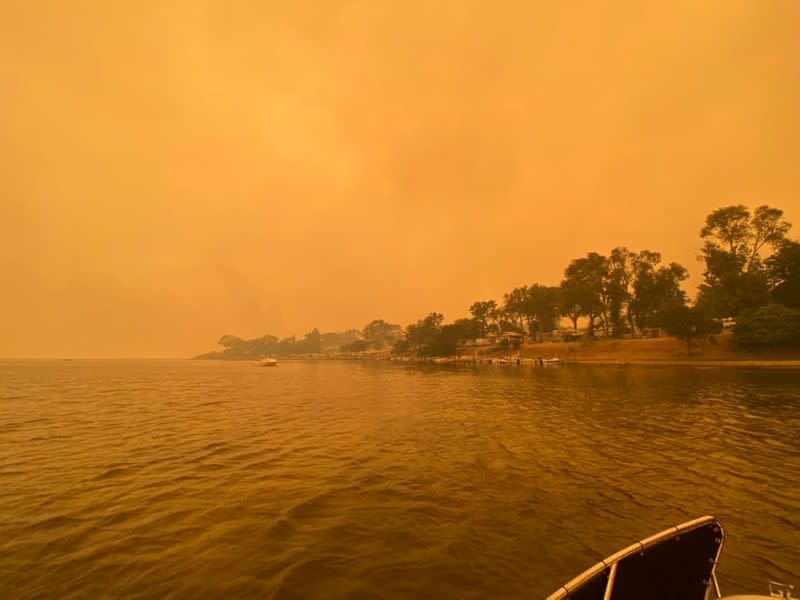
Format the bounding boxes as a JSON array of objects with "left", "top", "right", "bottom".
[{"left": 627, "top": 305, "right": 637, "bottom": 339}]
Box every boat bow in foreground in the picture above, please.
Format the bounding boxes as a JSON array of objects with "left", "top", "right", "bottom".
[{"left": 547, "top": 515, "right": 793, "bottom": 599}]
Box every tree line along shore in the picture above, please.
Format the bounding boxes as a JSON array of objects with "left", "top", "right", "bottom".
[{"left": 195, "top": 204, "right": 800, "bottom": 364}]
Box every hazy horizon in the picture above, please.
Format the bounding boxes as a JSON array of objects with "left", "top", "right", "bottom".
[{"left": 3, "top": 1, "right": 799, "bottom": 358}]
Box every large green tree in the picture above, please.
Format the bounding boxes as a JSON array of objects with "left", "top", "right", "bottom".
[
  {"left": 766, "top": 240, "right": 800, "bottom": 309},
  {"left": 502, "top": 287, "right": 529, "bottom": 333},
  {"left": 630, "top": 252, "right": 688, "bottom": 331},
  {"left": 559, "top": 281, "right": 585, "bottom": 331},
  {"left": 523, "top": 284, "right": 561, "bottom": 340},
  {"left": 559, "top": 248, "right": 688, "bottom": 337},
  {"left": 657, "top": 305, "right": 721, "bottom": 356},
  {"left": 607, "top": 247, "right": 637, "bottom": 336},
  {"left": 429, "top": 318, "right": 478, "bottom": 355},
  {"left": 362, "top": 319, "right": 403, "bottom": 348},
  {"left": 404, "top": 312, "right": 444, "bottom": 354},
  {"left": 697, "top": 205, "right": 791, "bottom": 316},
  {"left": 560, "top": 252, "right": 609, "bottom": 336},
  {"left": 469, "top": 300, "right": 498, "bottom": 338}
]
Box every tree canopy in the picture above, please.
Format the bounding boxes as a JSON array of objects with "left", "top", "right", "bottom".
[
  {"left": 698, "top": 205, "right": 791, "bottom": 316},
  {"left": 766, "top": 240, "right": 800, "bottom": 309},
  {"left": 468, "top": 300, "right": 498, "bottom": 338},
  {"left": 733, "top": 304, "right": 800, "bottom": 350},
  {"left": 362, "top": 319, "right": 403, "bottom": 349},
  {"left": 657, "top": 305, "right": 721, "bottom": 356}
]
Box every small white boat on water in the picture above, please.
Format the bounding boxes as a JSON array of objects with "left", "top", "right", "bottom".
[
  {"left": 542, "top": 357, "right": 561, "bottom": 366},
  {"left": 256, "top": 358, "right": 278, "bottom": 367},
  {"left": 547, "top": 515, "right": 793, "bottom": 599}
]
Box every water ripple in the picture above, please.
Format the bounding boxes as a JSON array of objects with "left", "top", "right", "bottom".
[{"left": 0, "top": 360, "right": 798, "bottom": 598}]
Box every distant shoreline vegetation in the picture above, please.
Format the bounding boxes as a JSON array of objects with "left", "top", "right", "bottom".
[
  {"left": 195, "top": 205, "right": 800, "bottom": 360},
  {"left": 193, "top": 324, "right": 403, "bottom": 360}
]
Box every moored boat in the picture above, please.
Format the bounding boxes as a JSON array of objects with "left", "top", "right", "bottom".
[{"left": 256, "top": 358, "right": 278, "bottom": 367}]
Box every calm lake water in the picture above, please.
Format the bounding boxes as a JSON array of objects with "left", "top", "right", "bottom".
[{"left": 0, "top": 359, "right": 798, "bottom": 598}]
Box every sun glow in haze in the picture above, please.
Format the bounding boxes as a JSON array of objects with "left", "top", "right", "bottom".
[{"left": 1, "top": 1, "right": 799, "bottom": 357}]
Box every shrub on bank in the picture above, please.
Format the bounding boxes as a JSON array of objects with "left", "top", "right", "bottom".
[
  {"left": 733, "top": 304, "right": 800, "bottom": 350},
  {"left": 656, "top": 304, "right": 722, "bottom": 356}
]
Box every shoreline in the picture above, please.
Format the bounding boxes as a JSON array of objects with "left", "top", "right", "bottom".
[
  {"left": 195, "top": 333, "right": 800, "bottom": 368},
  {"left": 386, "top": 355, "right": 800, "bottom": 368},
  {"left": 558, "top": 359, "right": 800, "bottom": 368},
  {"left": 198, "top": 355, "right": 800, "bottom": 368},
  {"left": 387, "top": 332, "right": 800, "bottom": 368}
]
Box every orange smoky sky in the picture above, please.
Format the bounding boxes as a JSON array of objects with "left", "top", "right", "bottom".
[{"left": 1, "top": 1, "right": 799, "bottom": 358}]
